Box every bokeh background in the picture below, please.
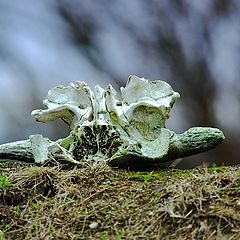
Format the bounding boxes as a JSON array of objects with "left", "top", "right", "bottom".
[{"left": 0, "top": 0, "right": 239, "bottom": 168}]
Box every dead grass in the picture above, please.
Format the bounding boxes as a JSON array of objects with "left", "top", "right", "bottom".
[{"left": 0, "top": 162, "right": 240, "bottom": 239}]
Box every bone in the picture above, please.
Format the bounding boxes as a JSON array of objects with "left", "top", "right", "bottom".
[{"left": 0, "top": 76, "right": 224, "bottom": 168}]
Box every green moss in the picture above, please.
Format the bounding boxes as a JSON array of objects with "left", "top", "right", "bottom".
[
  {"left": 126, "top": 169, "right": 192, "bottom": 183},
  {"left": 0, "top": 174, "right": 12, "bottom": 188},
  {"left": 235, "top": 185, "right": 240, "bottom": 192},
  {"left": 1, "top": 165, "right": 240, "bottom": 239},
  {"left": 206, "top": 167, "right": 229, "bottom": 173},
  {"left": 128, "top": 172, "right": 160, "bottom": 183},
  {"left": 0, "top": 162, "right": 9, "bottom": 166}
]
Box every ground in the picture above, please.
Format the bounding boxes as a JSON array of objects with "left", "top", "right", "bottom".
[{"left": 0, "top": 161, "right": 240, "bottom": 240}]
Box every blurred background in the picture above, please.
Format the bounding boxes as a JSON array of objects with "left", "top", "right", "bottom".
[{"left": 0, "top": 0, "right": 239, "bottom": 168}]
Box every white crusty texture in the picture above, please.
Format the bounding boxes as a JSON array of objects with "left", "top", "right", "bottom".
[
  {"left": 32, "top": 76, "right": 179, "bottom": 128},
  {"left": 29, "top": 75, "right": 180, "bottom": 164},
  {"left": 0, "top": 75, "right": 225, "bottom": 168},
  {"left": 31, "top": 82, "right": 94, "bottom": 129}
]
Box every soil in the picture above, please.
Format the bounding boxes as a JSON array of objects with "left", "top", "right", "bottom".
[{"left": 0, "top": 161, "right": 240, "bottom": 239}]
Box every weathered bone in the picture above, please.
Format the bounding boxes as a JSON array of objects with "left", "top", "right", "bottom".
[{"left": 0, "top": 75, "right": 224, "bottom": 169}]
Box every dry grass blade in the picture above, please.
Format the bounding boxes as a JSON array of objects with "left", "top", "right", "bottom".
[{"left": 0, "top": 163, "right": 240, "bottom": 239}]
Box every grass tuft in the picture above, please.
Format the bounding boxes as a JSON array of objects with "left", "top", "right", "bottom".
[{"left": 0, "top": 162, "right": 239, "bottom": 239}]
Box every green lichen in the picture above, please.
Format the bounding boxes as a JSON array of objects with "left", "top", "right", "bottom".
[{"left": 129, "top": 106, "right": 165, "bottom": 141}]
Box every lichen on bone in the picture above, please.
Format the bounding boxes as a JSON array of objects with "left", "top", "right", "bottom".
[
  {"left": 30, "top": 75, "right": 180, "bottom": 164},
  {"left": 0, "top": 75, "right": 224, "bottom": 169}
]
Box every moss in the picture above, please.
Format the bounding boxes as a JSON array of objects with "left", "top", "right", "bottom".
[
  {"left": 0, "top": 164, "right": 240, "bottom": 239},
  {"left": 0, "top": 175, "right": 12, "bottom": 188},
  {"left": 127, "top": 172, "right": 161, "bottom": 183},
  {"left": 235, "top": 185, "right": 240, "bottom": 192},
  {"left": 206, "top": 166, "right": 229, "bottom": 173},
  {"left": 126, "top": 169, "right": 192, "bottom": 183},
  {"left": 0, "top": 162, "right": 9, "bottom": 166}
]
